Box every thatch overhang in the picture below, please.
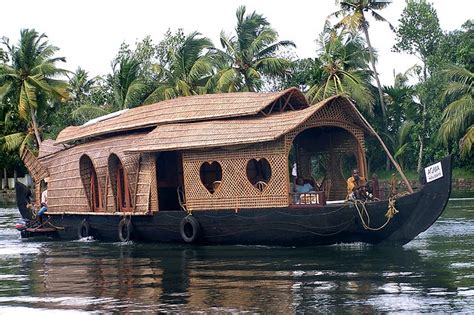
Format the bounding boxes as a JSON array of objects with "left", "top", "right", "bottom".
[
  {"left": 38, "top": 139, "right": 67, "bottom": 159},
  {"left": 54, "top": 88, "right": 307, "bottom": 145},
  {"left": 126, "top": 96, "right": 373, "bottom": 153}
]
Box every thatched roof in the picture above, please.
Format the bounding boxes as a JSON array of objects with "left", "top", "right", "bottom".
[
  {"left": 38, "top": 139, "right": 67, "bottom": 159},
  {"left": 127, "top": 96, "right": 372, "bottom": 153},
  {"left": 55, "top": 88, "right": 307, "bottom": 145}
]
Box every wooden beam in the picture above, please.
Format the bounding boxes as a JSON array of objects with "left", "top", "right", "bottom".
[
  {"left": 264, "top": 99, "right": 278, "bottom": 116},
  {"left": 281, "top": 91, "right": 294, "bottom": 112},
  {"left": 356, "top": 111, "right": 414, "bottom": 193}
]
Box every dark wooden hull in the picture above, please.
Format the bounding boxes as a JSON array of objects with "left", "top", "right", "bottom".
[{"left": 15, "top": 156, "right": 452, "bottom": 246}]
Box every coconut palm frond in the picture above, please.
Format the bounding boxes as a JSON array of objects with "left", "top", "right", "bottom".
[
  {"left": 255, "top": 57, "right": 291, "bottom": 75},
  {"left": 143, "top": 85, "right": 173, "bottom": 104},
  {"left": 124, "top": 81, "right": 146, "bottom": 108},
  {"left": 216, "top": 6, "right": 293, "bottom": 92},
  {"left": 71, "top": 104, "right": 109, "bottom": 124},
  {"left": 188, "top": 56, "right": 214, "bottom": 83},
  {"left": 443, "top": 82, "right": 471, "bottom": 100},
  {"left": 216, "top": 68, "right": 239, "bottom": 92},
  {"left": 460, "top": 126, "right": 474, "bottom": 158},
  {"left": 0, "top": 81, "right": 12, "bottom": 99},
  {"left": 2, "top": 132, "right": 25, "bottom": 152},
  {"left": 438, "top": 96, "right": 473, "bottom": 144},
  {"left": 370, "top": 10, "right": 395, "bottom": 31}
]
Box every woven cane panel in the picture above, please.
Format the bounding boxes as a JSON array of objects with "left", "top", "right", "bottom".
[
  {"left": 34, "top": 186, "right": 41, "bottom": 208},
  {"left": 21, "top": 149, "right": 49, "bottom": 183},
  {"left": 42, "top": 133, "right": 145, "bottom": 213},
  {"left": 119, "top": 152, "right": 140, "bottom": 208},
  {"left": 148, "top": 155, "right": 158, "bottom": 212},
  {"left": 182, "top": 139, "right": 289, "bottom": 211},
  {"left": 135, "top": 153, "right": 154, "bottom": 213}
]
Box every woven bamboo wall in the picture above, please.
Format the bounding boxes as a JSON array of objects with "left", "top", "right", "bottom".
[
  {"left": 135, "top": 153, "right": 156, "bottom": 212},
  {"left": 38, "top": 133, "right": 145, "bottom": 213},
  {"left": 181, "top": 98, "right": 368, "bottom": 210},
  {"left": 182, "top": 140, "right": 288, "bottom": 211},
  {"left": 21, "top": 149, "right": 49, "bottom": 206}
]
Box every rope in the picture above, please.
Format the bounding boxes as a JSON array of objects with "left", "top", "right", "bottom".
[
  {"left": 352, "top": 192, "right": 408, "bottom": 231},
  {"left": 44, "top": 220, "right": 65, "bottom": 230}
]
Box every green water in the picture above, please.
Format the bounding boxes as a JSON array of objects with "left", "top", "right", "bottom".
[{"left": 0, "top": 199, "right": 473, "bottom": 313}]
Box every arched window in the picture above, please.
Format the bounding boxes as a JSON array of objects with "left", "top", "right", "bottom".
[
  {"left": 108, "top": 154, "right": 132, "bottom": 212},
  {"left": 79, "top": 155, "right": 104, "bottom": 212},
  {"left": 246, "top": 158, "right": 272, "bottom": 191},
  {"left": 90, "top": 166, "right": 103, "bottom": 211},
  {"left": 199, "top": 161, "right": 222, "bottom": 194}
]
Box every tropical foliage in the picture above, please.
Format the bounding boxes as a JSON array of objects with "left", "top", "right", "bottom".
[
  {"left": 0, "top": 4, "right": 472, "bottom": 179},
  {"left": 438, "top": 65, "right": 473, "bottom": 157},
  {"left": 0, "top": 29, "right": 69, "bottom": 151},
  {"left": 306, "top": 30, "right": 374, "bottom": 113},
  {"left": 144, "top": 31, "right": 215, "bottom": 103},
  {"left": 328, "top": 0, "right": 394, "bottom": 118},
  {"left": 215, "top": 6, "right": 295, "bottom": 92}
]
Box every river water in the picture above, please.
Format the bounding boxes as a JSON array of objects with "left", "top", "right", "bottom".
[{"left": 0, "top": 199, "right": 473, "bottom": 314}]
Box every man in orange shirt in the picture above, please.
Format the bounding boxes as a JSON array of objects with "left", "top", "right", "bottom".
[{"left": 347, "top": 169, "right": 367, "bottom": 200}]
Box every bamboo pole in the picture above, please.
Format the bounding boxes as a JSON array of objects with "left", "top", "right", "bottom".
[{"left": 357, "top": 112, "right": 414, "bottom": 193}]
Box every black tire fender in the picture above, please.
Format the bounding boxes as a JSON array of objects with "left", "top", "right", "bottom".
[
  {"left": 118, "top": 218, "right": 133, "bottom": 242},
  {"left": 180, "top": 216, "right": 201, "bottom": 243},
  {"left": 78, "top": 220, "right": 91, "bottom": 239}
]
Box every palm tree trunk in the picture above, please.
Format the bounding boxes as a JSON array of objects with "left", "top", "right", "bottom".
[
  {"left": 417, "top": 135, "right": 424, "bottom": 173},
  {"left": 417, "top": 101, "right": 426, "bottom": 173},
  {"left": 361, "top": 24, "right": 390, "bottom": 170},
  {"left": 362, "top": 24, "right": 387, "bottom": 118},
  {"left": 29, "top": 108, "right": 42, "bottom": 147},
  {"left": 2, "top": 168, "right": 6, "bottom": 189}
]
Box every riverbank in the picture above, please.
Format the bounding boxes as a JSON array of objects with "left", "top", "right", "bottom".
[
  {"left": 378, "top": 178, "right": 474, "bottom": 195},
  {"left": 0, "top": 190, "right": 16, "bottom": 205}
]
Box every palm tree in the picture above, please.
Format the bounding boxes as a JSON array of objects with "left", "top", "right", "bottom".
[
  {"left": 0, "top": 29, "right": 69, "bottom": 149},
  {"left": 68, "top": 68, "right": 109, "bottom": 125},
  {"left": 438, "top": 65, "right": 473, "bottom": 157},
  {"left": 144, "top": 31, "right": 215, "bottom": 103},
  {"left": 328, "top": 0, "right": 394, "bottom": 118},
  {"left": 215, "top": 6, "right": 295, "bottom": 92},
  {"left": 382, "top": 120, "right": 415, "bottom": 170},
  {"left": 306, "top": 30, "right": 374, "bottom": 113},
  {"left": 69, "top": 67, "right": 96, "bottom": 102},
  {"left": 110, "top": 56, "right": 147, "bottom": 109}
]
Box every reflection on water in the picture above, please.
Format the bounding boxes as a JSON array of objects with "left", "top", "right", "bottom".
[{"left": 0, "top": 199, "right": 473, "bottom": 313}]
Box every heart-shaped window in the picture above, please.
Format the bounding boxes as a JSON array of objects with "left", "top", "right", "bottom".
[
  {"left": 246, "top": 158, "right": 271, "bottom": 191},
  {"left": 199, "top": 161, "right": 223, "bottom": 194}
]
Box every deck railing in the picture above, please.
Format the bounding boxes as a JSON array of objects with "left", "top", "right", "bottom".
[{"left": 290, "top": 191, "right": 326, "bottom": 206}]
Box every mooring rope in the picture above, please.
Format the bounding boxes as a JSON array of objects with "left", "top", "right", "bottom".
[{"left": 352, "top": 193, "right": 407, "bottom": 231}]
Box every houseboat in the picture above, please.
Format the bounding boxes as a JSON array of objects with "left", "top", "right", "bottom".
[{"left": 15, "top": 88, "right": 452, "bottom": 246}]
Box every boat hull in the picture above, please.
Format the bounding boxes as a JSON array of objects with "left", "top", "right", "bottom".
[{"left": 15, "top": 156, "right": 452, "bottom": 246}]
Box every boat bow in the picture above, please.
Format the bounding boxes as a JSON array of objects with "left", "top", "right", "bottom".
[{"left": 384, "top": 155, "right": 453, "bottom": 244}]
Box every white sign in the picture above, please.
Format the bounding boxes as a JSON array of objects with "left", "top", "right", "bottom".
[{"left": 424, "top": 162, "right": 443, "bottom": 183}]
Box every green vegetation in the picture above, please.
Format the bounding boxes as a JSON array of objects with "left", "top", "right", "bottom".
[{"left": 0, "top": 3, "right": 472, "bottom": 180}]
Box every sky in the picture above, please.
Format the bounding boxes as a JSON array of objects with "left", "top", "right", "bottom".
[{"left": 1, "top": 0, "right": 472, "bottom": 86}]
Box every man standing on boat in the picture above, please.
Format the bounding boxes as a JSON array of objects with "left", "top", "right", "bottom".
[{"left": 347, "top": 169, "right": 367, "bottom": 200}]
